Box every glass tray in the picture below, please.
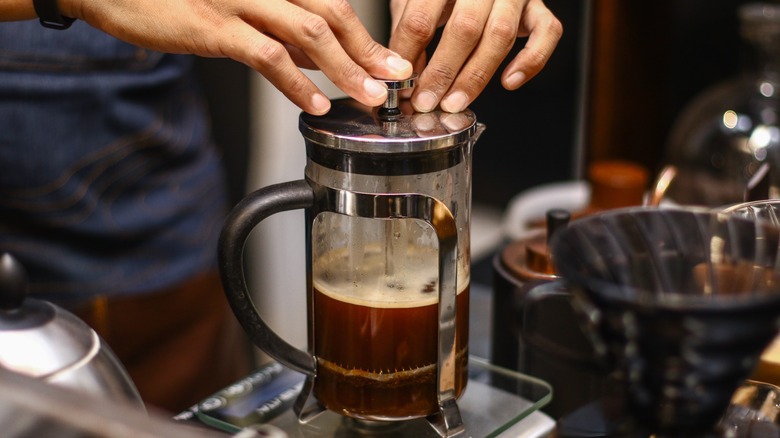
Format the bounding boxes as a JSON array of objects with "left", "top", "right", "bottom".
[
  {"left": 176, "top": 356, "right": 552, "bottom": 437},
  {"left": 720, "top": 379, "right": 780, "bottom": 436}
]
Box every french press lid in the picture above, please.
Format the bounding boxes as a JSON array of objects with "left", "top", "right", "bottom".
[{"left": 299, "top": 76, "right": 479, "bottom": 157}]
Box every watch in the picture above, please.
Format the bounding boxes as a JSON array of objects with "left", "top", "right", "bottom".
[{"left": 33, "top": 0, "right": 76, "bottom": 30}]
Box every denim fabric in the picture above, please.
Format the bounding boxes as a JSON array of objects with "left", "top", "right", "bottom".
[{"left": 0, "top": 21, "right": 229, "bottom": 303}]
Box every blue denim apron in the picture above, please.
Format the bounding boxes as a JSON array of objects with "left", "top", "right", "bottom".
[{"left": 0, "top": 21, "right": 229, "bottom": 303}]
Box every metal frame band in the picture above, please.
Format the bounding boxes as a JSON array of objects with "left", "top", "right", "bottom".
[{"left": 305, "top": 141, "right": 466, "bottom": 176}]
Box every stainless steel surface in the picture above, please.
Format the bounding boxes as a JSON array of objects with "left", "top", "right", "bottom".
[
  {"left": 0, "top": 366, "right": 219, "bottom": 438},
  {"left": 299, "top": 97, "right": 478, "bottom": 154},
  {"left": 377, "top": 75, "right": 416, "bottom": 119}
]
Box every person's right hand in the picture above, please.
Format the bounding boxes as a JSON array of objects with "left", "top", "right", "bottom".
[
  {"left": 59, "top": 0, "right": 413, "bottom": 115},
  {"left": 388, "top": 0, "right": 562, "bottom": 113}
]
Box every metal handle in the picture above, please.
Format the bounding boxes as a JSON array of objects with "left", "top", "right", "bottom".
[{"left": 218, "top": 180, "right": 316, "bottom": 376}]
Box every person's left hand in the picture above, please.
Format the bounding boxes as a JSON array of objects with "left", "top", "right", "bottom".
[{"left": 389, "top": 0, "right": 563, "bottom": 113}]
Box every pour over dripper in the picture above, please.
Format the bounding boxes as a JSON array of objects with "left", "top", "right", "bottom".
[{"left": 550, "top": 207, "right": 780, "bottom": 437}]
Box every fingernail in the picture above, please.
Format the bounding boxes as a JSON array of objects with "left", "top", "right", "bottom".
[
  {"left": 413, "top": 90, "right": 438, "bottom": 113},
  {"left": 506, "top": 71, "right": 527, "bottom": 89},
  {"left": 364, "top": 78, "right": 387, "bottom": 100},
  {"left": 386, "top": 55, "right": 413, "bottom": 75},
  {"left": 440, "top": 91, "right": 469, "bottom": 113},
  {"left": 311, "top": 93, "right": 331, "bottom": 115}
]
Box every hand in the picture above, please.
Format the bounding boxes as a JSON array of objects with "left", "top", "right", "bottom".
[
  {"left": 389, "top": 0, "right": 562, "bottom": 113},
  {"left": 59, "top": 0, "right": 413, "bottom": 115}
]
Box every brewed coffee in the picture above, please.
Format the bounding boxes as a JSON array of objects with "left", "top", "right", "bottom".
[{"left": 312, "top": 247, "right": 469, "bottom": 420}]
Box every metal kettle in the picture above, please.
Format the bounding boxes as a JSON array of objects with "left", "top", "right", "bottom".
[{"left": 0, "top": 253, "right": 144, "bottom": 408}]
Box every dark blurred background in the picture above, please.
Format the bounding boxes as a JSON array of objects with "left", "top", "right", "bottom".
[{"left": 465, "top": 0, "right": 758, "bottom": 209}]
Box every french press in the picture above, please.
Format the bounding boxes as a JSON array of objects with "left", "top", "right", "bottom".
[{"left": 219, "top": 76, "right": 483, "bottom": 436}]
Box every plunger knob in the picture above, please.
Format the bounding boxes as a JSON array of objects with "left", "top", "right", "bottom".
[{"left": 377, "top": 75, "right": 417, "bottom": 120}]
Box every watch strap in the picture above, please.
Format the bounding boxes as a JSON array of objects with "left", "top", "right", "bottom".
[{"left": 33, "top": 0, "right": 76, "bottom": 30}]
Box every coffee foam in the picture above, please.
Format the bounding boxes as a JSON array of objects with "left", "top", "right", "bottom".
[{"left": 313, "top": 246, "right": 467, "bottom": 309}]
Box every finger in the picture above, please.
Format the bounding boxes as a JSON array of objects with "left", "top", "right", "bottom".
[
  {"left": 389, "top": 0, "right": 408, "bottom": 32},
  {"left": 220, "top": 20, "right": 332, "bottom": 115},
  {"left": 439, "top": 0, "right": 520, "bottom": 112},
  {"left": 400, "top": 51, "right": 428, "bottom": 98},
  {"left": 283, "top": 43, "right": 317, "bottom": 70},
  {"left": 289, "top": 0, "right": 413, "bottom": 80},
  {"left": 389, "top": 0, "right": 450, "bottom": 68},
  {"left": 411, "top": 0, "right": 493, "bottom": 113},
  {"left": 501, "top": 0, "right": 562, "bottom": 90},
  {"left": 244, "top": 1, "right": 389, "bottom": 108}
]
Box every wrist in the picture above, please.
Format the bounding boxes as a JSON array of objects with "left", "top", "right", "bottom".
[
  {"left": 55, "top": 0, "right": 79, "bottom": 21},
  {"left": 33, "top": 0, "right": 76, "bottom": 29}
]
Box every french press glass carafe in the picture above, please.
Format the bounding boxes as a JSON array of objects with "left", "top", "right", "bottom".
[{"left": 219, "top": 76, "right": 483, "bottom": 436}]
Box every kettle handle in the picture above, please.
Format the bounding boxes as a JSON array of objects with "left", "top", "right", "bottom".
[{"left": 218, "top": 179, "right": 316, "bottom": 376}]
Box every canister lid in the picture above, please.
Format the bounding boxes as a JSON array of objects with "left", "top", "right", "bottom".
[
  {"left": 587, "top": 160, "right": 649, "bottom": 210},
  {"left": 299, "top": 76, "right": 478, "bottom": 153}
]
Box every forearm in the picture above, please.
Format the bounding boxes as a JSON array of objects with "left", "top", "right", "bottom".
[
  {"left": 1, "top": 0, "right": 37, "bottom": 21},
  {"left": 0, "top": 0, "right": 413, "bottom": 116},
  {"left": 1, "top": 0, "right": 81, "bottom": 22}
]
